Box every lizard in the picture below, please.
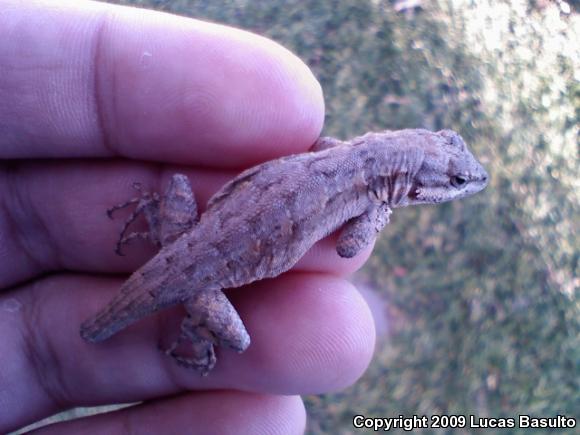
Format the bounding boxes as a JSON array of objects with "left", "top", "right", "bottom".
[{"left": 80, "top": 128, "right": 489, "bottom": 375}]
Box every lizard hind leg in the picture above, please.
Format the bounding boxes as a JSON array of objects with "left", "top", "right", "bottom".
[
  {"left": 107, "top": 183, "right": 160, "bottom": 255},
  {"left": 158, "top": 173, "right": 198, "bottom": 246},
  {"left": 108, "top": 174, "right": 198, "bottom": 255},
  {"left": 166, "top": 289, "right": 250, "bottom": 375}
]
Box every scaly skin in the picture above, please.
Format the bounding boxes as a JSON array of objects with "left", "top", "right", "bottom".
[{"left": 81, "top": 128, "right": 488, "bottom": 374}]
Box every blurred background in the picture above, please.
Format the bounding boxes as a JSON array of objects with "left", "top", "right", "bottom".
[{"left": 23, "top": 0, "right": 579, "bottom": 433}]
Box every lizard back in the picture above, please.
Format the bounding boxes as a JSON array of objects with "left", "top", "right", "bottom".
[{"left": 81, "top": 144, "right": 375, "bottom": 342}]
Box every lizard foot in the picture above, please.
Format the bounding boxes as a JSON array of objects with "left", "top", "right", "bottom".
[
  {"left": 107, "top": 175, "right": 199, "bottom": 255},
  {"left": 107, "top": 182, "right": 161, "bottom": 255},
  {"left": 162, "top": 290, "right": 250, "bottom": 374},
  {"left": 164, "top": 337, "right": 217, "bottom": 376}
]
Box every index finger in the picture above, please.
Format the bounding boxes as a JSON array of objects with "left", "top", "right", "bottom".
[{"left": 0, "top": 0, "right": 324, "bottom": 166}]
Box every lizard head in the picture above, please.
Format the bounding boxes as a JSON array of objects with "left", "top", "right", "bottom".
[{"left": 407, "top": 129, "right": 489, "bottom": 205}]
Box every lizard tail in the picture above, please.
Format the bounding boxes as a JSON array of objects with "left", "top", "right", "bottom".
[{"left": 79, "top": 268, "right": 174, "bottom": 343}]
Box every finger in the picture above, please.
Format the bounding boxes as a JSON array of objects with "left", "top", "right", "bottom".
[
  {"left": 0, "top": 161, "right": 371, "bottom": 288},
  {"left": 0, "top": 0, "right": 323, "bottom": 166},
  {"left": 33, "top": 393, "right": 305, "bottom": 435},
  {"left": 1, "top": 272, "right": 375, "bottom": 430}
]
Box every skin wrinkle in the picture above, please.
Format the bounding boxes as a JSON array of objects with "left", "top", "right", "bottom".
[
  {"left": 20, "top": 281, "right": 70, "bottom": 420},
  {"left": 0, "top": 169, "right": 29, "bottom": 272},
  {"left": 91, "top": 7, "right": 116, "bottom": 157},
  {"left": 0, "top": 164, "right": 59, "bottom": 286}
]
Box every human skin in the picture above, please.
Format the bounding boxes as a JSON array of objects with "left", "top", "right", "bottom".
[{"left": 0, "top": 1, "right": 376, "bottom": 433}]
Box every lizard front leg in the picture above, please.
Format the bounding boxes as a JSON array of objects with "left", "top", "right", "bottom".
[
  {"left": 336, "top": 203, "right": 391, "bottom": 258},
  {"left": 108, "top": 174, "right": 198, "bottom": 254},
  {"left": 166, "top": 289, "right": 250, "bottom": 375}
]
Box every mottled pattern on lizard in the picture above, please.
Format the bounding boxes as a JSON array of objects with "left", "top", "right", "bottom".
[{"left": 80, "top": 129, "right": 488, "bottom": 375}]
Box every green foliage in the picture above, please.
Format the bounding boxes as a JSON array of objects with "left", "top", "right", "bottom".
[{"left": 104, "top": 0, "right": 580, "bottom": 433}]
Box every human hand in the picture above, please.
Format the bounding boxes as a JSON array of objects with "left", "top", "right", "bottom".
[{"left": 0, "top": 1, "right": 375, "bottom": 433}]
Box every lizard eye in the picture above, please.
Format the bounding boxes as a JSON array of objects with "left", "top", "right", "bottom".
[{"left": 450, "top": 175, "right": 467, "bottom": 188}]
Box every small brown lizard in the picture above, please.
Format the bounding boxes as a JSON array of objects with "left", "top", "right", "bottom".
[{"left": 81, "top": 129, "right": 488, "bottom": 375}]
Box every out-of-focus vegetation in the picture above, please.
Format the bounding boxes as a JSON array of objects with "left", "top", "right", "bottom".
[{"left": 23, "top": 0, "right": 579, "bottom": 433}]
